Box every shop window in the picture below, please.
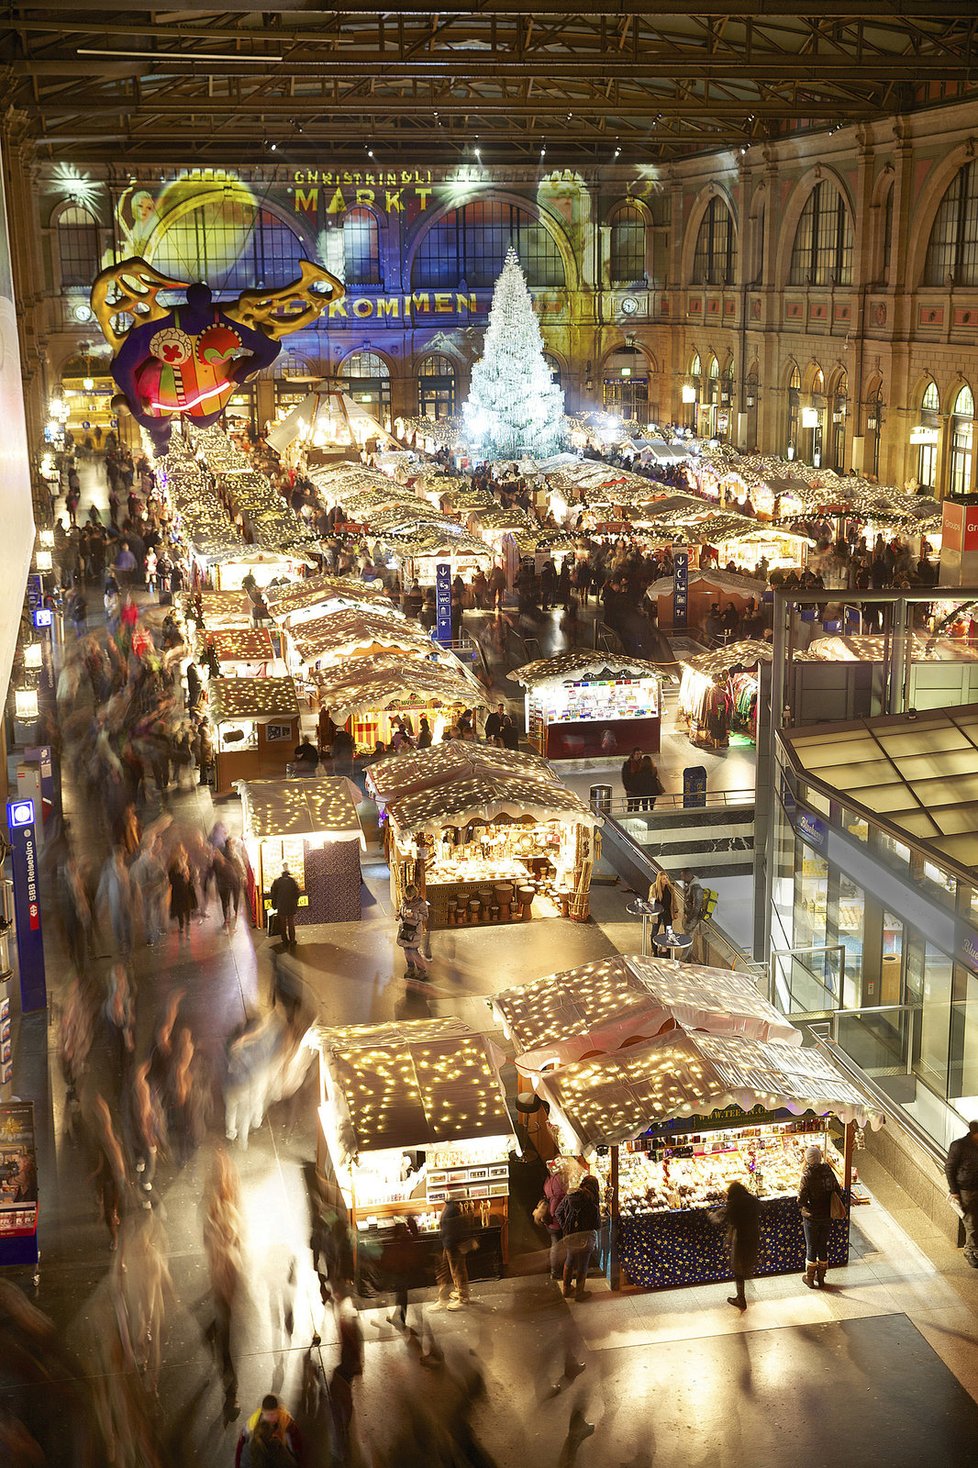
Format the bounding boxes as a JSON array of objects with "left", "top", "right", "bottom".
[
  {"left": 610, "top": 205, "right": 646, "bottom": 285},
  {"left": 338, "top": 349, "right": 391, "bottom": 427},
  {"left": 829, "top": 872, "right": 865, "bottom": 1011},
  {"left": 343, "top": 207, "right": 381, "bottom": 285},
  {"left": 413, "top": 199, "right": 565, "bottom": 289},
  {"left": 788, "top": 182, "right": 853, "bottom": 287},
  {"left": 949, "top": 967, "right": 978, "bottom": 1122},
  {"left": 917, "top": 380, "right": 940, "bottom": 490},
  {"left": 916, "top": 943, "right": 953, "bottom": 1097},
  {"left": 924, "top": 160, "right": 978, "bottom": 287},
  {"left": 57, "top": 204, "right": 101, "bottom": 288},
  {"left": 151, "top": 205, "right": 306, "bottom": 290},
  {"left": 418, "top": 353, "right": 456, "bottom": 420},
  {"left": 950, "top": 384, "right": 975, "bottom": 494},
  {"left": 691, "top": 197, "right": 737, "bottom": 286},
  {"left": 603, "top": 347, "right": 649, "bottom": 424}
]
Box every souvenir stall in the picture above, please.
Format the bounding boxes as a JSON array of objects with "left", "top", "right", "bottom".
[
  {"left": 313, "top": 1017, "right": 513, "bottom": 1286},
  {"left": 266, "top": 389, "right": 397, "bottom": 468},
  {"left": 384, "top": 764, "right": 602, "bottom": 928},
  {"left": 314, "top": 653, "right": 490, "bottom": 751},
  {"left": 207, "top": 676, "right": 301, "bottom": 796},
  {"left": 237, "top": 776, "right": 365, "bottom": 926},
  {"left": 706, "top": 523, "right": 813, "bottom": 576},
  {"left": 535, "top": 1027, "right": 881, "bottom": 1291},
  {"left": 200, "top": 626, "right": 279, "bottom": 679},
  {"left": 645, "top": 568, "right": 766, "bottom": 636},
  {"left": 512, "top": 651, "right": 664, "bottom": 760},
  {"left": 374, "top": 525, "right": 494, "bottom": 591},
  {"left": 677, "top": 641, "right": 773, "bottom": 748}
]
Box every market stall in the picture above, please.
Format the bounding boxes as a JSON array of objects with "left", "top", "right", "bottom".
[
  {"left": 314, "top": 653, "right": 489, "bottom": 750},
  {"left": 182, "top": 590, "right": 255, "bottom": 631},
  {"left": 512, "top": 651, "right": 664, "bottom": 760},
  {"left": 264, "top": 572, "right": 396, "bottom": 628},
  {"left": 677, "top": 640, "right": 773, "bottom": 748},
  {"left": 384, "top": 763, "right": 602, "bottom": 927},
  {"left": 207, "top": 676, "right": 301, "bottom": 796},
  {"left": 238, "top": 776, "right": 365, "bottom": 926},
  {"left": 313, "top": 1017, "right": 513, "bottom": 1286},
  {"left": 205, "top": 546, "right": 318, "bottom": 594},
  {"left": 645, "top": 569, "right": 767, "bottom": 637},
  {"left": 200, "top": 626, "right": 279, "bottom": 679},
  {"left": 367, "top": 741, "right": 554, "bottom": 810},
  {"left": 537, "top": 1027, "right": 881, "bottom": 1290},
  {"left": 285, "top": 609, "right": 439, "bottom": 677}
]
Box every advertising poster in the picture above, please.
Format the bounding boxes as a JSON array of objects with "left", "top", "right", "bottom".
[{"left": 0, "top": 1102, "right": 38, "bottom": 1247}]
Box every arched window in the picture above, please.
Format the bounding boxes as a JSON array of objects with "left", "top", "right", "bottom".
[
  {"left": 788, "top": 182, "right": 853, "bottom": 286},
  {"left": 924, "top": 162, "right": 978, "bottom": 286},
  {"left": 706, "top": 355, "right": 721, "bottom": 405},
  {"left": 692, "top": 197, "right": 736, "bottom": 285},
  {"left": 57, "top": 204, "right": 100, "bottom": 288},
  {"left": 916, "top": 380, "right": 940, "bottom": 490},
  {"left": 610, "top": 205, "right": 646, "bottom": 284},
  {"left": 603, "top": 346, "right": 650, "bottom": 424},
  {"left": 413, "top": 200, "right": 564, "bottom": 289},
  {"left": 950, "top": 384, "right": 975, "bottom": 495},
  {"left": 343, "top": 208, "right": 381, "bottom": 285},
  {"left": 418, "top": 354, "right": 456, "bottom": 420},
  {"left": 543, "top": 353, "right": 562, "bottom": 387},
  {"left": 786, "top": 366, "right": 801, "bottom": 458},
  {"left": 338, "top": 350, "right": 392, "bottom": 427},
  {"left": 830, "top": 372, "right": 849, "bottom": 472},
  {"left": 151, "top": 206, "right": 306, "bottom": 290}
]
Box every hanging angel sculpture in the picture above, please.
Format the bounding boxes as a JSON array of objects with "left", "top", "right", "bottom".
[{"left": 90, "top": 257, "right": 343, "bottom": 450}]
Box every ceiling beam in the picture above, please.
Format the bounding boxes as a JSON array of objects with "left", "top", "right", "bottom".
[{"left": 9, "top": 2, "right": 977, "bottom": 16}]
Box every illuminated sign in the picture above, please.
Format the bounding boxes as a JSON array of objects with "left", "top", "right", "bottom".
[
  {"left": 32, "top": 609, "right": 53, "bottom": 628},
  {"left": 909, "top": 426, "right": 939, "bottom": 445},
  {"left": 8, "top": 800, "right": 34, "bottom": 828}
]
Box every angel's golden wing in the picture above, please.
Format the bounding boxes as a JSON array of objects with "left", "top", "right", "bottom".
[
  {"left": 90, "top": 257, "right": 190, "bottom": 353},
  {"left": 225, "top": 259, "right": 344, "bottom": 340}
]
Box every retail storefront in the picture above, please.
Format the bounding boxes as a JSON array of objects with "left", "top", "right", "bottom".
[
  {"left": 513, "top": 651, "right": 663, "bottom": 760},
  {"left": 238, "top": 776, "right": 365, "bottom": 927},
  {"left": 771, "top": 704, "right": 978, "bottom": 1152},
  {"left": 677, "top": 640, "right": 773, "bottom": 749},
  {"left": 313, "top": 1018, "right": 513, "bottom": 1287}
]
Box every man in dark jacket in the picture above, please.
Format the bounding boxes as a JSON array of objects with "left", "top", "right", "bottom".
[
  {"left": 621, "top": 749, "right": 644, "bottom": 812},
  {"left": 945, "top": 1119, "right": 978, "bottom": 1267},
  {"left": 270, "top": 865, "right": 300, "bottom": 948},
  {"left": 436, "top": 1200, "right": 471, "bottom": 1307},
  {"left": 554, "top": 1175, "right": 601, "bottom": 1300}
]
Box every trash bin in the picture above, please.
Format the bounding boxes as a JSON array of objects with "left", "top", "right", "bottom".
[{"left": 590, "top": 783, "right": 613, "bottom": 813}]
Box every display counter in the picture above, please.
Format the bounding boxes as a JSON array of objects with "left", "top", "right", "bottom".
[
  {"left": 512, "top": 652, "right": 664, "bottom": 761},
  {"left": 595, "top": 1114, "right": 850, "bottom": 1289}
]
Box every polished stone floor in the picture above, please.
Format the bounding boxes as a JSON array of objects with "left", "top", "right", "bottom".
[{"left": 4, "top": 454, "right": 977, "bottom": 1466}]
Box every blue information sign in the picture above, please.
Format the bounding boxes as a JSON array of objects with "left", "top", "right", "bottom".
[
  {"left": 7, "top": 800, "right": 47, "bottom": 1013},
  {"left": 673, "top": 550, "right": 689, "bottom": 628},
  {"left": 26, "top": 573, "right": 42, "bottom": 616},
  {"left": 683, "top": 765, "right": 708, "bottom": 809},
  {"left": 435, "top": 561, "right": 453, "bottom": 645}
]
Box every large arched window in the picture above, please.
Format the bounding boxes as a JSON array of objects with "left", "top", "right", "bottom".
[
  {"left": 786, "top": 366, "right": 801, "bottom": 458},
  {"left": 412, "top": 200, "right": 564, "bottom": 289},
  {"left": 915, "top": 380, "right": 940, "bottom": 490},
  {"left": 338, "top": 350, "right": 392, "bottom": 428},
  {"left": 788, "top": 182, "right": 853, "bottom": 286},
  {"left": 543, "top": 353, "right": 562, "bottom": 387},
  {"left": 418, "top": 354, "right": 456, "bottom": 420},
  {"left": 692, "top": 198, "right": 736, "bottom": 285},
  {"left": 610, "top": 204, "right": 646, "bottom": 284},
  {"left": 57, "top": 204, "right": 101, "bottom": 288},
  {"left": 343, "top": 207, "right": 381, "bottom": 285},
  {"left": 152, "top": 206, "right": 306, "bottom": 290},
  {"left": 924, "top": 162, "right": 978, "bottom": 286},
  {"left": 950, "top": 384, "right": 975, "bottom": 495}
]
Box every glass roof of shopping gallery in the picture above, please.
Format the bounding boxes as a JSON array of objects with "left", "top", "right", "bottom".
[{"left": 781, "top": 704, "right": 978, "bottom": 881}]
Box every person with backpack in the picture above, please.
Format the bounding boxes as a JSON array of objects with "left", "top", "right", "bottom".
[
  {"left": 234, "top": 1392, "right": 302, "bottom": 1466},
  {"left": 679, "top": 867, "right": 716, "bottom": 960},
  {"left": 554, "top": 1175, "right": 602, "bottom": 1300},
  {"left": 798, "top": 1144, "right": 845, "bottom": 1289}
]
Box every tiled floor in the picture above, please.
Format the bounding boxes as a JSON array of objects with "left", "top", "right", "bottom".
[{"left": 6, "top": 452, "right": 976, "bottom": 1466}]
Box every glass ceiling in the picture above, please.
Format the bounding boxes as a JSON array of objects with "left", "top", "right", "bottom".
[{"left": 783, "top": 705, "right": 978, "bottom": 877}]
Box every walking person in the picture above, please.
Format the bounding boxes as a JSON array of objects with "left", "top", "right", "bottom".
[
  {"left": 435, "top": 1199, "right": 472, "bottom": 1308},
  {"left": 554, "top": 1174, "right": 602, "bottom": 1301},
  {"left": 202, "top": 1148, "right": 244, "bottom": 1417},
  {"left": 620, "top": 748, "right": 645, "bottom": 812},
  {"left": 798, "top": 1144, "right": 845, "bottom": 1288},
  {"left": 711, "top": 1179, "right": 760, "bottom": 1310},
  {"left": 234, "top": 1393, "right": 302, "bottom": 1467},
  {"left": 270, "top": 863, "right": 300, "bottom": 948},
  {"left": 167, "top": 846, "right": 196, "bottom": 941},
  {"left": 396, "top": 883, "right": 431, "bottom": 980},
  {"left": 945, "top": 1119, "right": 978, "bottom": 1268}
]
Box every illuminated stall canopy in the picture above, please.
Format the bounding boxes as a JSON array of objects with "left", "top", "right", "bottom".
[
  {"left": 512, "top": 650, "right": 665, "bottom": 761},
  {"left": 238, "top": 776, "right": 365, "bottom": 848},
  {"left": 264, "top": 572, "right": 396, "bottom": 626},
  {"left": 286, "top": 608, "right": 440, "bottom": 672},
  {"left": 313, "top": 653, "right": 488, "bottom": 724},
  {"left": 367, "top": 740, "right": 553, "bottom": 808},
  {"left": 182, "top": 590, "right": 255, "bottom": 630}
]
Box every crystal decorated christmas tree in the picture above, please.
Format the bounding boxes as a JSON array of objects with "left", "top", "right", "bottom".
[{"left": 462, "top": 246, "right": 565, "bottom": 460}]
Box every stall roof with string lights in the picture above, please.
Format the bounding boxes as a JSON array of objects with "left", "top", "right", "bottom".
[
  {"left": 203, "top": 627, "right": 276, "bottom": 666},
  {"left": 313, "top": 654, "right": 489, "bottom": 722},
  {"left": 287, "top": 609, "right": 440, "bottom": 667},
  {"left": 264, "top": 572, "right": 395, "bottom": 622},
  {"left": 183, "top": 590, "right": 255, "bottom": 629},
  {"left": 385, "top": 771, "right": 601, "bottom": 839},
  {"left": 511, "top": 651, "right": 668, "bottom": 687},
  {"left": 678, "top": 640, "right": 775, "bottom": 676},
  {"left": 208, "top": 676, "right": 300, "bottom": 723},
  {"left": 238, "top": 776, "right": 364, "bottom": 846},
  {"left": 367, "top": 741, "right": 554, "bottom": 807}
]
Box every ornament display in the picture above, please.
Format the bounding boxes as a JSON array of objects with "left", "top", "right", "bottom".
[{"left": 90, "top": 256, "right": 343, "bottom": 450}]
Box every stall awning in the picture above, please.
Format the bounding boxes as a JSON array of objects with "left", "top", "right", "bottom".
[
  {"left": 289, "top": 609, "right": 438, "bottom": 665},
  {"left": 265, "top": 573, "right": 394, "bottom": 622},
  {"left": 205, "top": 627, "right": 275, "bottom": 664},
  {"left": 317, "top": 1019, "right": 511, "bottom": 1161},
  {"left": 493, "top": 955, "right": 800, "bottom": 1075},
  {"left": 238, "top": 776, "right": 364, "bottom": 844},
  {"left": 511, "top": 650, "right": 666, "bottom": 687},
  {"left": 183, "top": 590, "right": 255, "bottom": 628},
  {"left": 208, "top": 676, "right": 299, "bottom": 724},
  {"left": 386, "top": 772, "right": 601, "bottom": 837},
  {"left": 367, "top": 742, "right": 554, "bottom": 805},
  {"left": 314, "top": 654, "right": 489, "bottom": 721},
  {"left": 795, "top": 634, "right": 978, "bottom": 665},
  {"left": 679, "top": 640, "right": 774, "bottom": 676},
  {"left": 540, "top": 1029, "right": 884, "bottom": 1149}
]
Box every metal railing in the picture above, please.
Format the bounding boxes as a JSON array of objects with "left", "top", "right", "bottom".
[
  {"left": 769, "top": 942, "right": 846, "bottom": 1016},
  {"left": 610, "top": 788, "right": 755, "bottom": 815}
]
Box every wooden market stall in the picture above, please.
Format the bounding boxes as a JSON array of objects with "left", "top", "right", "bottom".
[
  {"left": 264, "top": 572, "right": 397, "bottom": 628},
  {"left": 366, "top": 740, "right": 554, "bottom": 810},
  {"left": 201, "top": 626, "right": 280, "bottom": 679},
  {"left": 313, "top": 1017, "right": 514, "bottom": 1287},
  {"left": 208, "top": 676, "right": 301, "bottom": 796},
  {"left": 238, "top": 776, "right": 365, "bottom": 927},
  {"left": 677, "top": 640, "right": 774, "bottom": 748},
  {"left": 512, "top": 651, "right": 664, "bottom": 760},
  {"left": 205, "top": 545, "right": 318, "bottom": 593},
  {"left": 285, "top": 609, "right": 440, "bottom": 678},
  {"left": 314, "top": 653, "right": 490, "bottom": 751},
  {"left": 182, "top": 590, "right": 255, "bottom": 630},
  {"left": 383, "top": 760, "right": 602, "bottom": 928}
]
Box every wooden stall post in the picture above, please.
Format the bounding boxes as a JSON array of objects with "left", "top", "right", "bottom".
[{"left": 609, "top": 1143, "right": 622, "bottom": 1292}]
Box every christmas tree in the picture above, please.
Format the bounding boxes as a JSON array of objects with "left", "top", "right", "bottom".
[{"left": 462, "top": 246, "right": 565, "bottom": 460}]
